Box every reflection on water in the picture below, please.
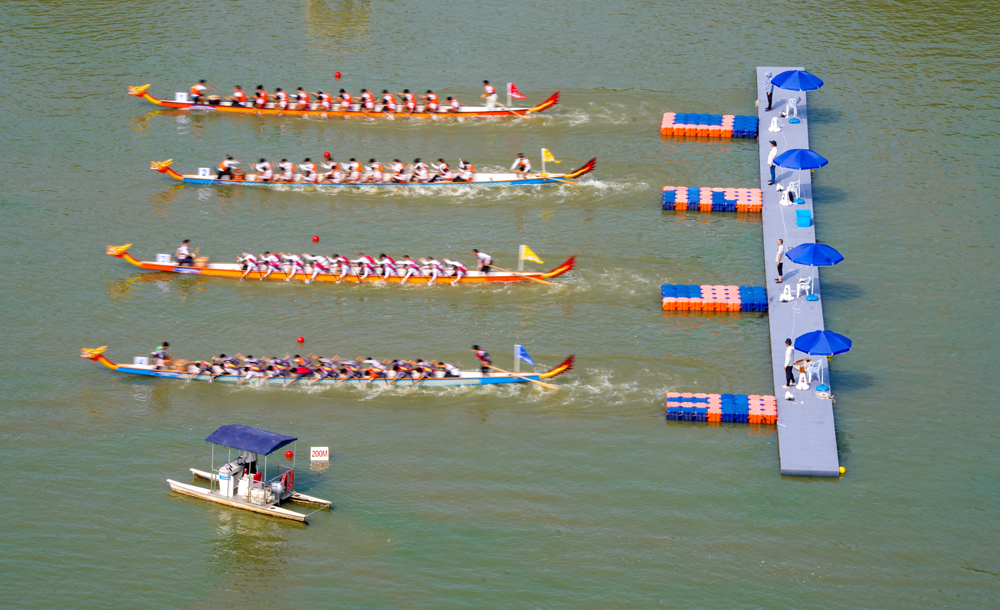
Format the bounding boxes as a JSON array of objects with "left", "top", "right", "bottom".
[
  {"left": 106, "top": 273, "right": 209, "bottom": 305},
  {"left": 201, "top": 511, "right": 296, "bottom": 602}
]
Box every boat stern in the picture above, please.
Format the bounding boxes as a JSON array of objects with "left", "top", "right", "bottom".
[
  {"left": 528, "top": 91, "right": 560, "bottom": 114},
  {"left": 539, "top": 355, "right": 575, "bottom": 379}
]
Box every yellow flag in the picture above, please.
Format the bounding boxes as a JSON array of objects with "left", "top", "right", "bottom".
[
  {"left": 522, "top": 245, "right": 544, "bottom": 264},
  {"left": 541, "top": 148, "right": 561, "bottom": 164}
]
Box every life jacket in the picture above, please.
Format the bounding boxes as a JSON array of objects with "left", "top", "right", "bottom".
[
  {"left": 190, "top": 84, "right": 206, "bottom": 96},
  {"left": 483, "top": 84, "right": 496, "bottom": 95},
  {"left": 296, "top": 91, "right": 309, "bottom": 104},
  {"left": 233, "top": 90, "right": 247, "bottom": 103},
  {"left": 302, "top": 162, "right": 316, "bottom": 173},
  {"left": 255, "top": 90, "right": 268, "bottom": 105},
  {"left": 450, "top": 98, "right": 460, "bottom": 110},
  {"left": 369, "top": 162, "right": 383, "bottom": 173},
  {"left": 426, "top": 93, "right": 439, "bottom": 110},
  {"left": 319, "top": 92, "right": 332, "bottom": 106},
  {"left": 218, "top": 160, "right": 230, "bottom": 171},
  {"left": 361, "top": 91, "right": 374, "bottom": 106},
  {"left": 340, "top": 92, "right": 352, "bottom": 106},
  {"left": 383, "top": 94, "right": 397, "bottom": 109}
]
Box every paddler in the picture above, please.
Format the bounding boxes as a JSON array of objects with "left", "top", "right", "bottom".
[
  {"left": 430, "top": 159, "right": 453, "bottom": 183},
  {"left": 390, "top": 159, "right": 408, "bottom": 183},
  {"left": 276, "top": 158, "right": 295, "bottom": 182},
  {"left": 176, "top": 240, "right": 195, "bottom": 266},
  {"left": 339, "top": 89, "right": 352, "bottom": 110},
  {"left": 436, "top": 361, "right": 462, "bottom": 378},
  {"left": 377, "top": 253, "right": 397, "bottom": 278},
  {"left": 239, "top": 251, "right": 262, "bottom": 279},
  {"left": 412, "top": 359, "right": 436, "bottom": 383},
  {"left": 472, "top": 345, "right": 492, "bottom": 375},
  {"left": 213, "top": 353, "right": 241, "bottom": 377},
  {"left": 360, "top": 89, "right": 375, "bottom": 112},
  {"left": 217, "top": 155, "right": 239, "bottom": 180},
  {"left": 190, "top": 79, "right": 212, "bottom": 103},
  {"left": 399, "top": 89, "right": 416, "bottom": 113},
  {"left": 238, "top": 355, "right": 265, "bottom": 386},
  {"left": 446, "top": 96, "right": 461, "bottom": 113},
  {"left": 284, "top": 355, "right": 317, "bottom": 387},
  {"left": 228, "top": 85, "right": 249, "bottom": 107},
  {"left": 150, "top": 342, "right": 170, "bottom": 369},
  {"left": 303, "top": 253, "right": 332, "bottom": 282},
  {"left": 455, "top": 159, "right": 474, "bottom": 183},
  {"left": 511, "top": 153, "right": 532, "bottom": 179},
  {"left": 362, "top": 357, "right": 387, "bottom": 380},
  {"left": 281, "top": 252, "right": 306, "bottom": 281},
  {"left": 345, "top": 158, "right": 363, "bottom": 183},
  {"left": 294, "top": 87, "right": 310, "bottom": 110},
  {"left": 300, "top": 158, "right": 317, "bottom": 175},
  {"left": 254, "top": 85, "right": 268, "bottom": 108},
  {"left": 352, "top": 253, "right": 377, "bottom": 280},
  {"left": 443, "top": 257, "right": 468, "bottom": 284},
  {"left": 332, "top": 253, "right": 351, "bottom": 279},
  {"left": 267, "top": 356, "right": 292, "bottom": 379},
  {"left": 260, "top": 251, "right": 282, "bottom": 279},
  {"left": 399, "top": 255, "right": 422, "bottom": 283},
  {"left": 420, "top": 256, "right": 445, "bottom": 283},
  {"left": 274, "top": 87, "right": 290, "bottom": 110},
  {"left": 422, "top": 90, "right": 440, "bottom": 112},
  {"left": 317, "top": 90, "right": 333, "bottom": 111},
  {"left": 254, "top": 158, "right": 274, "bottom": 182},
  {"left": 481, "top": 80, "right": 497, "bottom": 110},
  {"left": 381, "top": 90, "right": 398, "bottom": 112},
  {"left": 410, "top": 158, "right": 431, "bottom": 183},
  {"left": 473, "top": 249, "right": 492, "bottom": 273},
  {"left": 364, "top": 159, "right": 384, "bottom": 184}
]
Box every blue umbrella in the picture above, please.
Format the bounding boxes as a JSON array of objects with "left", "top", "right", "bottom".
[
  {"left": 784, "top": 243, "right": 844, "bottom": 267},
  {"left": 772, "top": 70, "right": 824, "bottom": 91},
  {"left": 794, "top": 330, "right": 852, "bottom": 356},
  {"left": 774, "top": 148, "right": 829, "bottom": 170}
]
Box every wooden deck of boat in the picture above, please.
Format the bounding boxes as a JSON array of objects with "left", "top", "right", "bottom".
[{"left": 756, "top": 66, "right": 841, "bottom": 477}]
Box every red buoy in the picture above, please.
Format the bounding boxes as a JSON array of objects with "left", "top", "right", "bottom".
[
  {"left": 312, "top": 235, "right": 319, "bottom": 242},
  {"left": 297, "top": 336, "right": 305, "bottom": 343},
  {"left": 323, "top": 152, "right": 331, "bottom": 158},
  {"left": 285, "top": 450, "right": 293, "bottom": 459},
  {"left": 334, "top": 71, "right": 341, "bottom": 79}
]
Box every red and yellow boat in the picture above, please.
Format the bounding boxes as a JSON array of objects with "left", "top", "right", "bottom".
[
  {"left": 128, "top": 84, "right": 559, "bottom": 119},
  {"left": 106, "top": 245, "right": 576, "bottom": 285}
]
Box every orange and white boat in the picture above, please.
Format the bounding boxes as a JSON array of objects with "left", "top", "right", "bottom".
[
  {"left": 105, "top": 244, "right": 576, "bottom": 285},
  {"left": 128, "top": 84, "right": 559, "bottom": 119}
]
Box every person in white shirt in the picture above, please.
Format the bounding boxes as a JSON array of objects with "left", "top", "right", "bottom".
[
  {"left": 276, "top": 159, "right": 295, "bottom": 182},
  {"left": 217, "top": 155, "right": 239, "bottom": 179},
  {"left": 481, "top": 80, "right": 497, "bottom": 110},
  {"left": 420, "top": 256, "right": 445, "bottom": 283},
  {"left": 239, "top": 252, "right": 261, "bottom": 279},
  {"left": 443, "top": 258, "right": 467, "bottom": 284},
  {"left": 260, "top": 252, "right": 282, "bottom": 279},
  {"left": 511, "top": 153, "right": 531, "bottom": 179},
  {"left": 473, "top": 249, "right": 492, "bottom": 273},
  {"left": 281, "top": 253, "right": 305, "bottom": 281},
  {"left": 455, "top": 159, "right": 474, "bottom": 183},
  {"left": 410, "top": 158, "right": 430, "bottom": 183},
  {"left": 254, "top": 158, "right": 273, "bottom": 182},
  {"left": 176, "top": 240, "right": 194, "bottom": 266},
  {"left": 303, "top": 254, "right": 331, "bottom": 282},
  {"left": 399, "top": 255, "right": 422, "bottom": 283},
  {"left": 783, "top": 338, "right": 795, "bottom": 388},
  {"left": 767, "top": 140, "right": 779, "bottom": 185},
  {"left": 775, "top": 239, "right": 786, "bottom": 284}
]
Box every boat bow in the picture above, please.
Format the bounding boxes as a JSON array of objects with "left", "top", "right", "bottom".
[
  {"left": 106, "top": 244, "right": 143, "bottom": 267},
  {"left": 150, "top": 159, "right": 183, "bottom": 181},
  {"left": 81, "top": 346, "right": 118, "bottom": 370}
]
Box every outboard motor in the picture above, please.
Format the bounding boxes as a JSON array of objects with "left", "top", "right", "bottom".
[{"left": 217, "top": 456, "right": 245, "bottom": 497}]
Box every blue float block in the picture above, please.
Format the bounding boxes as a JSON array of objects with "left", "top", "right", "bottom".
[
  {"left": 796, "top": 209, "right": 812, "bottom": 227},
  {"left": 686, "top": 187, "right": 700, "bottom": 203}
]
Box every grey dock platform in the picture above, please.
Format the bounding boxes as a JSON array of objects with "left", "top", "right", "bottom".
[{"left": 756, "top": 67, "right": 840, "bottom": 477}]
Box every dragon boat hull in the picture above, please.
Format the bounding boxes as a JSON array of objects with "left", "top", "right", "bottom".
[
  {"left": 106, "top": 245, "right": 575, "bottom": 285},
  {"left": 149, "top": 158, "right": 596, "bottom": 189},
  {"left": 129, "top": 85, "right": 559, "bottom": 118},
  {"left": 81, "top": 348, "right": 575, "bottom": 388}
]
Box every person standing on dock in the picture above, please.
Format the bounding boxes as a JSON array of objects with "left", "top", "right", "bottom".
[
  {"left": 775, "top": 239, "right": 786, "bottom": 283},
  {"left": 764, "top": 71, "right": 774, "bottom": 111},
  {"left": 782, "top": 338, "right": 795, "bottom": 389},
  {"left": 767, "top": 140, "right": 779, "bottom": 185}
]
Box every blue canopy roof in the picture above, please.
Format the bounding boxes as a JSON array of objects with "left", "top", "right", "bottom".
[
  {"left": 794, "top": 330, "right": 853, "bottom": 356},
  {"left": 785, "top": 243, "right": 845, "bottom": 267},
  {"left": 774, "top": 148, "right": 829, "bottom": 170},
  {"left": 205, "top": 424, "right": 297, "bottom": 455},
  {"left": 771, "top": 69, "right": 824, "bottom": 91}
]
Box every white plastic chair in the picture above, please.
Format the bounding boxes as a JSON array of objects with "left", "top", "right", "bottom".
[
  {"left": 806, "top": 360, "right": 823, "bottom": 383},
  {"left": 785, "top": 96, "right": 799, "bottom": 118},
  {"left": 797, "top": 277, "right": 813, "bottom": 297},
  {"left": 786, "top": 180, "right": 801, "bottom": 200}
]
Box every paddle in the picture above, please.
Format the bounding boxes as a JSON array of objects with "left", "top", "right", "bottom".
[
  {"left": 487, "top": 265, "right": 553, "bottom": 286},
  {"left": 490, "top": 99, "right": 527, "bottom": 119},
  {"left": 486, "top": 364, "right": 558, "bottom": 390},
  {"left": 548, "top": 177, "right": 578, "bottom": 186}
]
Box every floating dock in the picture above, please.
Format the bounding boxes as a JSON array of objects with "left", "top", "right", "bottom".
[
  {"left": 757, "top": 66, "right": 840, "bottom": 477},
  {"left": 665, "top": 392, "right": 777, "bottom": 424},
  {"left": 660, "top": 112, "right": 759, "bottom": 138},
  {"left": 662, "top": 187, "right": 763, "bottom": 213},
  {"left": 661, "top": 284, "right": 767, "bottom": 312}
]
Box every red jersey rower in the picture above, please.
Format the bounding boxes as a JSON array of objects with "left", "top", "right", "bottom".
[{"left": 228, "top": 85, "right": 249, "bottom": 107}]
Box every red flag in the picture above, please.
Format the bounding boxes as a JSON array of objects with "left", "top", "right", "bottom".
[{"left": 507, "top": 83, "right": 527, "bottom": 99}]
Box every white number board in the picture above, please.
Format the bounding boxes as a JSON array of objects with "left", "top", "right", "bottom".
[{"left": 310, "top": 446, "right": 329, "bottom": 461}]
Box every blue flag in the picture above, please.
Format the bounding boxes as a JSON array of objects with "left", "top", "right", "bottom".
[{"left": 515, "top": 344, "right": 535, "bottom": 366}]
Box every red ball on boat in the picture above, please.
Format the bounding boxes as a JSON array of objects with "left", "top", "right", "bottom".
[
  {"left": 312, "top": 235, "right": 319, "bottom": 242},
  {"left": 285, "top": 450, "right": 293, "bottom": 459},
  {"left": 297, "top": 336, "right": 305, "bottom": 343},
  {"left": 334, "top": 71, "right": 341, "bottom": 78}
]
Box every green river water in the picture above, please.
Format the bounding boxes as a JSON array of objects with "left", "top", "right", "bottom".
[{"left": 1, "top": 0, "right": 998, "bottom": 607}]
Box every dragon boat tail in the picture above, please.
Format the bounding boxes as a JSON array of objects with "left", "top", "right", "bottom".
[
  {"left": 149, "top": 158, "right": 596, "bottom": 189},
  {"left": 106, "top": 244, "right": 575, "bottom": 285},
  {"left": 129, "top": 85, "right": 559, "bottom": 118},
  {"left": 81, "top": 347, "right": 575, "bottom": 388}
]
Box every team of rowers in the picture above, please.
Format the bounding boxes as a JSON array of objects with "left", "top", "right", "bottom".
[
  {"left": 230, "top": 249, "right": 493, "bottom": 284},
  {"left": 189, "top": 80, "right": 506, "bottom": 113},
  {"left": 150, "top": 343, "right": 495, "bottom": 386},
  {"left": 214, "top": 152, "right": 535, "bottom": 183}
]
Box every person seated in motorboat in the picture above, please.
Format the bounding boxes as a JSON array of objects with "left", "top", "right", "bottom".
[
  {"left": 511, "top": 153, "right": 532, "bottom": 179},
  {"left": 190, "top": 80, "right": 212, "bottom": 104},
  {"left": 399, "top": 255, "right": 422, "bottom": 283},
  {"left": 276, "top": 159, "right": 295, "bottom": 183},
  {"left": 436, "top": 361, "right": 462, "bottom": 378},
  {"left": 228, "top": 85, "right": 249, "bottom": 107},
  {"left": 176, "top": 240, "right": 195, "bottom": 266},
  {"left": 217, "top": 155, "right": 239, "bottom": 180},
  {"left": 389, "top": 159, "right": 408, "bottom": 183},
  {"left": 429, "top": 159, "right": 453, "bottom": 182},
  {"left": 254, "top": 158, "right": 274, "bottom": 182},
  {"left": 443, "top": 258, "right": 468, "bottom": 284},
  {"left": 151, "top": 342, "right": 170, "bottom": 369},
  {"left": 360, "top": 89, "right": 375, "bottom": 112},
  {"left": 410, "top": 158, "right": 431, "bottom": 183}
]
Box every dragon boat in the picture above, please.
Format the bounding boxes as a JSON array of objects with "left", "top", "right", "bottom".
[
  {"left": 81, "top": 347, "right": 575, "bottom": 388},
  {"left": 105, "top": 245, "right": 575, "bottom": 285},
  {"left": 149, "top": 158, "right": 596, "bottom": 189},
  {"left": 129, "top": 84, "right": 559, "bottom": 118}
]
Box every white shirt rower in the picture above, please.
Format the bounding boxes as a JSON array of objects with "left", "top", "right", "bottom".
[
  {"left": 281, "top": 253, "right": 305, "bottom": 281},
  {"left": 302, "top": 171, "right": 320, "bottom": 184},
  {"left": 412, "top": 159, "right": 430, "bottom": 183},
  {"left": 260, "top": 252, "right": 282, "bottom": 279},
  {"left": 511, "top": 154, "right": 532, "bottom": 178},
  {"left": 255, "top": 159, "right": 273, "bottom": 182},
  {"left": 277, "top": 159, "right": 295, "bottom": 182},
  {"left": 352, "top": 253, "right": 377, "bottom": 280},
  {"left": 456, "top": 160, "right": 474, "bottom": 183},
  {"left": 390, "top": 160, "right": 408, "bottom": 183},
  {"left": 399, "top": 256, "right": 422, "bottom": 283},
  {"left": 420, "top": 257, "right": 445, "bottom": 283},
  {"left": 443, "top": 258, "right": 467, "bottom": 284},
  {"left": 240, "top": 252, "right": 261, "bottom": 278},
  {"left": 473, "top": 249, "right": 492, "bottom": 272},
  {"left": 303, "top": 254, "right": 331, "bottom": 281},
  {"left": 482, "top": 80, "right": 498, "bottom": 110}
]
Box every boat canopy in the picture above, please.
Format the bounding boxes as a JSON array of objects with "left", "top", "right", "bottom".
[{"left": 205, "top": 424, "right": 297, "bottom": 455}]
